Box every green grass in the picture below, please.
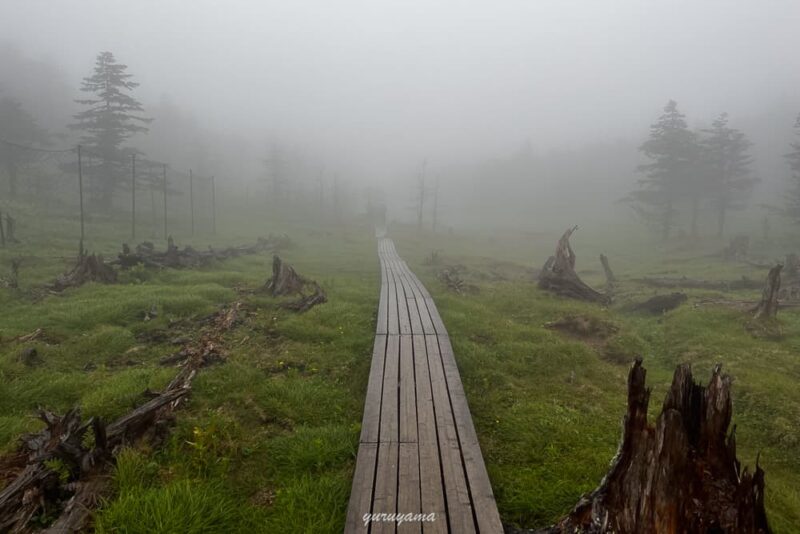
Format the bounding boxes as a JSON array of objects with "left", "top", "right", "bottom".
[
  {"left": 394, "top": 224, "right": 800, "bottom": 532},
  {"left": 1, "top": 199, "right": 799, "bottom": 532}
]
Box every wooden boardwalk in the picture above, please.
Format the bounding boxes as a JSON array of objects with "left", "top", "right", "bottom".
[{"left": 345, "top": 238, "right": 503, "bottom": 534}]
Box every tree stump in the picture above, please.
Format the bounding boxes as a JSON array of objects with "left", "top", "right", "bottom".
[
  {"left": 265, "top": 256, "right": 327, "bottom": 312},
  {"left": 267, "top": 255, "right": 307, "bottom": 296},
  {"left": 599, "top": 253, "right": 616, "bottom": 285},
  {"left": 548, "top": 359, "right": 771, "bottom": 534},
  {"left": 752, "top": 264, "right": 782, "bottom": 320},
  {"left": 538, "top": 227, "right": 608, "bottom": 304},
  {"left": 49, "top": 242, "right": 117, "bottom": 292}
]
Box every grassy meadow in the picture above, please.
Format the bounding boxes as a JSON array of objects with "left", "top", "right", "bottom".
[{"left": 1, "top": 203, "right": 799, "bottom": 532}]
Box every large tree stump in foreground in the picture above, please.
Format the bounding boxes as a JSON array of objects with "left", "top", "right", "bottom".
[
  {"left": 549, "top": 359, "right": 770, "bottom": 534},
  {"left": 538, "top": 227, "right": 608, "bottom": 304},
  {"left": 752, "top": 264, "right": 782, "bottom": 320}
]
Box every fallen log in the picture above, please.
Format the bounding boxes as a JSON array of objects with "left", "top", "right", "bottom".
[
  {"left": 546, "top": 359, "right": 771, "bottom": 534},
  {"left": 0, "top": 301, "right": 242, "bottom": 532},
  {"left": 752, "top": 264, "right": 782, "bottom": 320},
  {"left": 117, "top": 234, "right": 288, "bottom": 270},
  {"left": 538, "top": 226, "right": 608, "bottom": 304}
]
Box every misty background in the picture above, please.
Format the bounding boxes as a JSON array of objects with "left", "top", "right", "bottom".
[{"left": 1, "top": 0, "right": 799, "bottom": 233}]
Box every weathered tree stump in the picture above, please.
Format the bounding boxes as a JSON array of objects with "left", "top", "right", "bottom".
[
  {"left": 265, "top": 256, "right": 327, "bottom": 312},
  {"left": 752, "top": 264, "right": 782, "bottom": 320},
  {"left": 49, "top": 242, "right": 117, "bottom": 292},
  {"left": 548, "top": 359, "right": 771, "bottom": 534},
  {"left": 599, "top": 253, "right": 616, "bottom": 287},
  {"left": 538, "top": 227, "right": 608, "bottom": 304},
  {"left": 267, "top": 255, "right": 307, "bottom": 296}
]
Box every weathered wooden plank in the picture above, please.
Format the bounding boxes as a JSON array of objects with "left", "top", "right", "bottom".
[
  {"left": 399, "top": 335, "right": 417, "bottom": 443},
  {"left": 401, "top": 274, "right": 424, "bottom": 335},
  {"left": 397, "top": 442, "right": 422, "bottom": 534},
  {"left": 413, "top": 335, "right": 448, "bottom": 534},
  {"left": 425, "top": 298, "right": 447, "bottom": 336},
  {"left": 376, "top": 256, "right": 389, "bottom": 335},
  {"left": 393, "top": 266, "right": 413, "bottom": 335},
  {"left": 425, "top": 335, "right": 476, "bottom": 534},
  {"left": 437, "top": 335, "right": 504, "bottom": 533},
  {"left": 345, "top": 443, "right": 379, "bottom": 534},
  {"left": 387, "top": 261, "right": 400, "bottom": 335},
  {"left": 380, "top": 335, "right": 400, "bottom": 442},
  {"left": 360, "top": 335, "right": 387, "bottom": 444},
  {"left": 372, "top": 441, "right": 400, "bottom": 534}
]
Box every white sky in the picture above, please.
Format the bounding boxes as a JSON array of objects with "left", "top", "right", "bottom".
[{"left": 2, "top": 0, "right": 799, "bottom": 179}]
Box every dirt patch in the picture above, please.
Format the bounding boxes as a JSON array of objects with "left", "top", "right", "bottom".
[
  {"left": 545, "top": 314, "right": 618, "bottom": 345},
  {"left": 545, "top": 314, "right": 640, "bottom": 365}
]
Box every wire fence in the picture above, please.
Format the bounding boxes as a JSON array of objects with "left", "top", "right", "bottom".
[{"left": 0, "top": 137, "right": 218, "bottom": 247}]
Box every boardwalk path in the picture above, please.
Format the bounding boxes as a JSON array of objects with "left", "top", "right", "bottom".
[{"left": 345, "top": 238, "right": 503, "bottom": 533}]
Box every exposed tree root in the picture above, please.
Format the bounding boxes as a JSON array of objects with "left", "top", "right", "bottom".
[{"left": 545, "top": 359, "right": 771, "bottom": 534}]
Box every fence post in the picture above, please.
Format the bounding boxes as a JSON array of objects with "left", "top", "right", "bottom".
[
  {"left": 162, "top": 164, "right": 168, "bottom": 241},
  {"left": 78, "top": 145, "right": 85, "bottom": 243},
  {"left": 131, "top": 153, "right": 136, "bottom": 240},
  {"left": 189, "top": 169, "right": 195, "bottom": 237},
  {"left": 211, "top": 175, "right": 216, "bottom": 235}
]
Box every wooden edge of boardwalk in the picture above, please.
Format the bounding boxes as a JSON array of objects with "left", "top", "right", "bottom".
[{"left": 345, "top": 238, "right": 503, "bottom": 534}]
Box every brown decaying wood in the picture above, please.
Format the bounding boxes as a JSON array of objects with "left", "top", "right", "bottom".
[
  {"left": 117, "top": 234, "right": 290, "bottom": 270},
  {"left": 546, "top": 358, "right": 771, "bottom": 534},
  {"left": 49, "top": 241, "right": 117, "bottom": 292},
  {"left": 0, "top": 302, "right": 241, "bottom": 533},
  {"left": 599, "top": 253, "right": 616, "bottom": 286},
  {"left": 265, "top": 255, "right": 327, "bottom": 313},
  {"left": 538, "top": 226, "right": 608, "bottom": 304},
  {"left": 752, "top": 264, "right": 782, "bottom": 320}
]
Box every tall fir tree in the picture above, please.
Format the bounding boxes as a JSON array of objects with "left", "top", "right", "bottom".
[
  {"left": 699, "top": 113, "right": 756, "bottom": 237},
  {"left": 786, "top": 114, "right": 800, "bottom": 223},
  {"left": 630, "top": 100, "right": 700, "bottom": 240},
  {"left": 70, "top": 51, "right": 150, "bottom": 210},
  {"left": 0, "top": 96, "right": 48, "bottom": 198}
]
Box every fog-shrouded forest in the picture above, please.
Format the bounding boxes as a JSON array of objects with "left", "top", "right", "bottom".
[{"left": 1, "top": 2, "right": 800, "bottom": 533}]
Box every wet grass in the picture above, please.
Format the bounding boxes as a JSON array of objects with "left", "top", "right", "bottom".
[{"left": 1, "top": 206, "right": 799, "bottom": 532}]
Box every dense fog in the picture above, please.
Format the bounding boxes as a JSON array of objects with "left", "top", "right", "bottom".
[{"left": 2, "top": 0, "right": 800, "bottom": 232}]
